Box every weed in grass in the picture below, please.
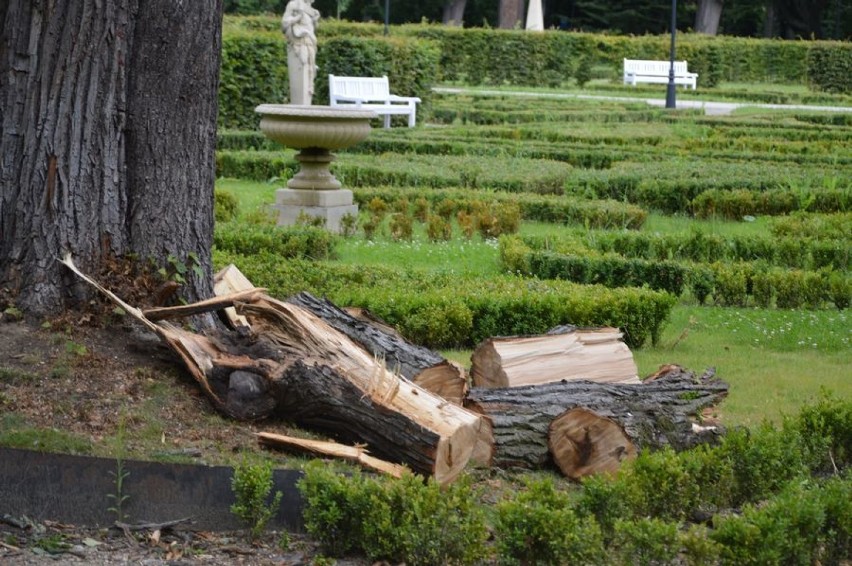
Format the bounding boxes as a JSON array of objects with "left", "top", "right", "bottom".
[
  {"left": 0, "top": 413, "right": 92, "bottom": 454},
  {"left": 107, "top": 415, "right": 131, "bottom": 523}
]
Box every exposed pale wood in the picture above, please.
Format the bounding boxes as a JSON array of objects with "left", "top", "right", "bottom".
[
  {"left": 142, "top": 289, "right": 266, "bottom": 321},
  {"left": 213, "top": 264, "right": 256, "bottom": 328},
  {"left": 471, "top": 327, "right": 639, "bottom": 388},
  {"left": 289, "top": 292, "right": 468, "bottom": 405},
  {"left": 465, "top": 366, "right": 727, "bottom": 473},
  {"left": 257, "top": 432, "right": 409, "bottom": 477},
  {"left": 548, "top": 408, "right": 637, "bottom": 479}
]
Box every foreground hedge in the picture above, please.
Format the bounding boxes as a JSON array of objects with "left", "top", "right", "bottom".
[
  {"left": 299, "top": 393, "right": 852, "bottom": 565},
  {"left": 214, "top": 249, "right": 675, "bottom": 348}
]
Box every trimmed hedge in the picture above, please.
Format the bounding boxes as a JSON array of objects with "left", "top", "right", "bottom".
[
  {"left": 213, "top": 249, "right": 676, "bottom": 348},
  {"left": 808, "top": 42, "right": 852, "bottom": 94},
  {"left": 352, "top": 187, "right": 647, "bottom": 230}
]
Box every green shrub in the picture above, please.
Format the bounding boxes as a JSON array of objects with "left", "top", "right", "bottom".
[
  {"left": 214, "top": 189, "right": 240, "bottom": 223},
  {"left": 788, "top": 391, "right": 852, "bottom": 474},
  {"left": 230, "top": 457, "right": 282, "bottom": 541},
  {"left": 818, "top": 476, "right": 852, "bottom": 565},
  {"left": 495, "top": 478, "right": 605, "bottom": 566},
  {"left": 808, "top": 43, "right": 852, "bottom": 94},
  {"left": 681, "top": 524, "right": 723, "bottom": 566},
  {"left": 611, "top": 517, "right": 680, "bottom": 566},
  {"left": 623, "top": 447, "right": 698, "bottom": 522},
  {"left": 711, "top": 263, "right": 750, "bottom": 307},
  {"left": 299, "top": 464, "right": 488, "bottom": 565},
  {"left": 574, "top": 473, "right": 638, "bottom": 543},
  {"left": 712, "top": 482, "right": 827, "bottom": 566},
  {"left": 214, "top": 223, "right": 338, "bottom": 260},
  {"left": 717, "top": 424, "right": 807, "bottom": 507}
]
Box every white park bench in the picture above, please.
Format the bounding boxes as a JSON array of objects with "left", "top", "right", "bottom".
[
  {"left": 623, "top": 59, "right": 698, "bottom": 90},
  {"left": 328, "top": 74, "right": 421, "bottom": 128}
]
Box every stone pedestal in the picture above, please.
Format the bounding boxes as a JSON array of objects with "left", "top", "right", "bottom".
[
  {"left": 273, "top": 188, "right": 358, "bottom": 233},
  {"left": 254, "top": 104, "right": 377, "bottom": 233}
]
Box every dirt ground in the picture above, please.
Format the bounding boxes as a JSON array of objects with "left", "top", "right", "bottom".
[{"left": 0, "top": 310, "right": 370, "bottom": 565}]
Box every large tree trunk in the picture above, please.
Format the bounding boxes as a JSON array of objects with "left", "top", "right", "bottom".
[
  {"left": 465, "top": 366, "right": 728, "bottom": 474},
  {"left": 442, "top": 0, "right": 467, "bottom": 25},
  {"left": 695, "top": 0, "right": 724, "bottom": 35},
  {"left": 0, "top": 0, "right": 221, "bottom": 317},
  {"left": 498, "top": 0, "right": 526, "bottom": 29}
]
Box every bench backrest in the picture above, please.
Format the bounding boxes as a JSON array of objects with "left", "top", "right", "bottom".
[
  {"left": 329, "top": 75, "right": 391, "bottom": 99},
  {"left": 623, "top": 59, "right": 690, "bottom": 75}
]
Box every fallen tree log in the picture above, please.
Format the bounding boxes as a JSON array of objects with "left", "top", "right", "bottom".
[
  {"left": 465, "top": 365, "right": 727, "bottom": 477},
  {"left": 61, "top": 256, "right": 488, "bottom": 485},
  {"left": 471, "top": 326, "right": 639, "bottom": 388},
  {"left": 288, "top": 292, "right": 467, "bottom": 405}
]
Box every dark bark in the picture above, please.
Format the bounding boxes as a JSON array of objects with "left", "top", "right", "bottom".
[
  {"left": 288, "top": 293, "right": 445, "bottom": 380},
  {"left": 288, "top": 292, "right": 467, "bottom": 404},
  {"left": 465, "top": 367, "right": 728, "bottom": 471},
  {"left": 442, "top": 0, "right": 467, "bottom": 25},
  {"left": 695, "top": 0, "right": 724, "bottom": 35},
  {"left": 498, "top": 0, "right": 525, "bottom": 28},
  {"left": 0, "top": 0, "right": 222, "bottom": 317}
]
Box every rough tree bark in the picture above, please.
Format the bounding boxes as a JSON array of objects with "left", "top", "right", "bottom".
[
  {"left": 442, "top": 0, "right": 467, "bottom": 25},
  {"left": 695, "top": 0, "right": 724, "bottom": 35},
  {"left": 0, "top": 0, "right": 221, "bottom": 317},
  {"left": 498, "top": 0, "right": 526, "bottom": 29},
  {"left": 465, "top": 366, "right": 728, "bottom": 473}
]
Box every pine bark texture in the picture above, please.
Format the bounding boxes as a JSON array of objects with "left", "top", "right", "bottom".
[
  {"left": 465, "top": 367, "right": 728, "bottom": 471},
  {"left": 0, "top": 0, "right": 221, "bottom": 316},
  {"left": 694, "top": 0, "right": 724, "bottom": 35}
]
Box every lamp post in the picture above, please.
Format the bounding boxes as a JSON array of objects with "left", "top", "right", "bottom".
[
  {"left": 665, "top": 0, "right": 677, "bottom": 109},
  {"left": 384, "top": 0, "right": 390, "bottom": 36}
]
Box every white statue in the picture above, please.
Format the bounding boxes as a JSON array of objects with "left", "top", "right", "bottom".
[{"left": 282, "top": 0, "right": 320, "bottom": 105}]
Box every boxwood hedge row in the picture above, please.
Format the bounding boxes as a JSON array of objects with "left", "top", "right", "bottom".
[{"left": 213, "top": 249, "right": 675, "bottom": 348}]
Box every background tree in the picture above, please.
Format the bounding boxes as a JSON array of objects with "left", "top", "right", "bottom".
[
  {"left": 499, "top": 0, "right": 526, "bottom": 28},
  {"left": 695, "top": 0, "right": 724, "bottom": 34},
  {"left": 0, "top": 0, "right": 222, "bottom": 317},
  {"left": 443, "top": 0, "right": 468, "bottom": 25}
]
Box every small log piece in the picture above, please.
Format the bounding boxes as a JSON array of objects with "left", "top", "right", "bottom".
[
  {"left": 548, "top": 408, "right": 637, "bottom": 480},
  {"left": 470, "top": 327, "right": 639, "bottom": 388}
]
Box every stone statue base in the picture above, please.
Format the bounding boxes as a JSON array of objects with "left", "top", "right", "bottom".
[{"left": 273, "top": 188, "right": 358, "bottom": 233}]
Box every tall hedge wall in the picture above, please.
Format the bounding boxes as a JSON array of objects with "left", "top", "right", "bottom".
[{"left": 219, "top": 16, "right": 852, "bottom": 128}]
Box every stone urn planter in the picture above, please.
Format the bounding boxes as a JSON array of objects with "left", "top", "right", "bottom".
[{"left": 255, "top": 104, "right": 376, "bottom": 231}]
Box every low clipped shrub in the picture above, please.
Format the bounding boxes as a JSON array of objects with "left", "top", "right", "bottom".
[
  {"left": 214, "top": 189, "right": 240, "bottom": 223},
  {"left": 788, "top": 390, "right": 852, "bottom": 474},
  {"left": 495, "top": 478, "right": 605, "bottom": 566},
  {"left": 611, "top": 517, "right": 680, "bottom": 566},
  {"left": 711, "top": 482, "right": 827, "bottom": 566},
  {"left": 299, "top": 464, "right": 488, "bottom": 565},
  {"left": 214, "top": 223, "right": 338, "bottom": 260}
]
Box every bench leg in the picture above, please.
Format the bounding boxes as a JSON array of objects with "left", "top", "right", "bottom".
[
  {"left": 408, "top": 111, "right": 416, "bottom": 128},
  {"left": 383, "top": 114, "right": 391, "bottom": 128}
]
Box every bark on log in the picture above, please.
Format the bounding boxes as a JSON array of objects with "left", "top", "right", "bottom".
[
  {"left": 465, "top": 366, "right": 727, "bottom": 475},
  {"left": 287, "top": 292, "right": 468, "bottom": 405},
  {"left": 471, "top": 327, "right": 639, "bottom": 388}
]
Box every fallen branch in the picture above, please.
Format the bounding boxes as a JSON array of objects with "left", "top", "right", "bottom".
[
  {"left": 257, "top": 433, "right": 409, "bottom": 478},
  {"left": 114, "top": 517, "right": 193, "bottom": 532}
]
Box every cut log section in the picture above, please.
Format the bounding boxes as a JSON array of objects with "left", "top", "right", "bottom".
[
  {"left": 470, "top": 327, "right": 639, "bottom": 388},
  {"left": 257, "top": 433, "right": 409, "bottom": 478},
  {"left": 548, "top": 408, "right": 637, "bottom": 480},
  {"left": 465, "top": 365, "right": 727, "bottom": 477}
]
